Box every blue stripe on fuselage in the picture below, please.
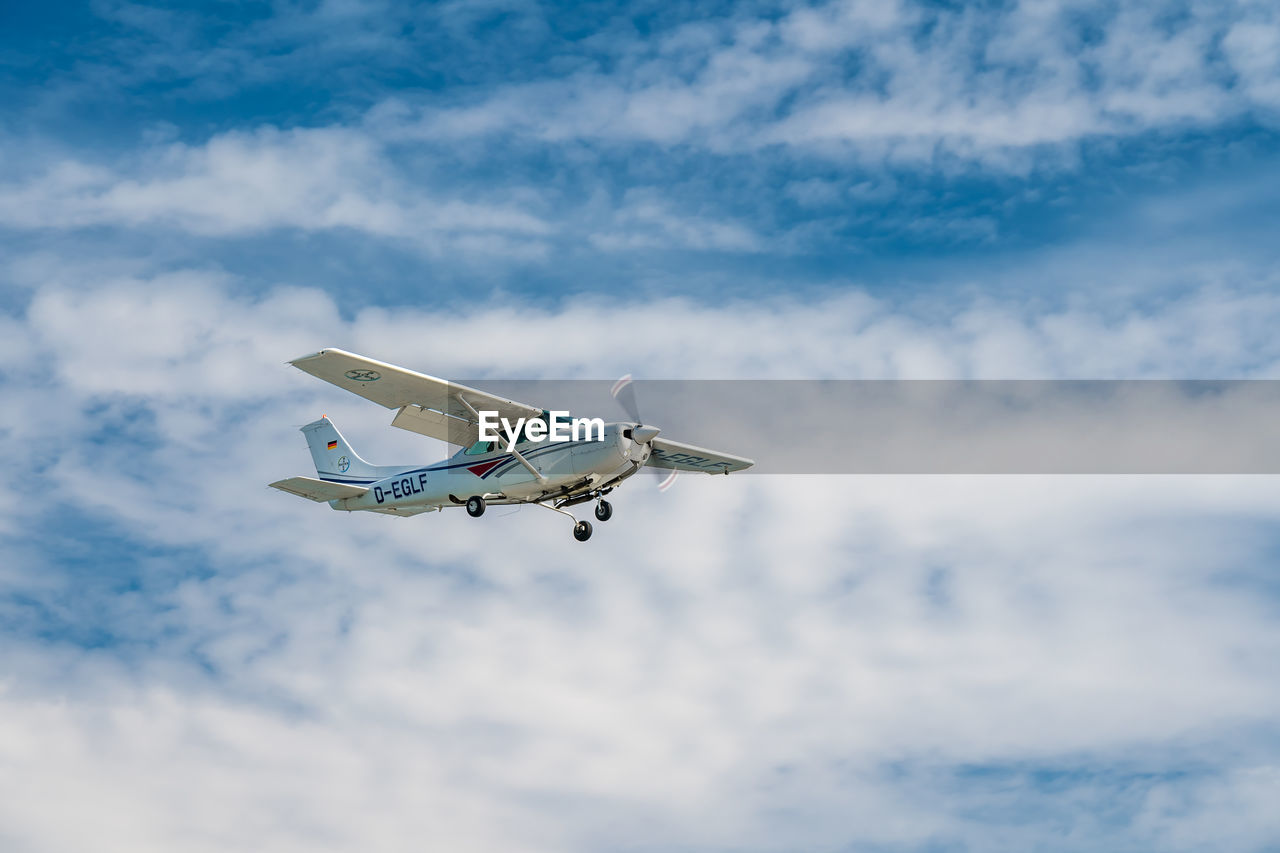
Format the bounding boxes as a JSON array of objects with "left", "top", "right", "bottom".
[
  {"left": 317, "top": 439, "right": 595, "bottom": 486},
  {"left": 484, "top": 439, "right": 588, "bottom": 478}
]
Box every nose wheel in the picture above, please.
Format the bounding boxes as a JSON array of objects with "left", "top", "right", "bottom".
[
  {"left": 594, "top": 500, "right": 613, "bottom": 522},
  {"left": 529, "top": 498, "right": 601, "bottom": 542}
]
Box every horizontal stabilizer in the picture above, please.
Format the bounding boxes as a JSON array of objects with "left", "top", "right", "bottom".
[{"left": 269, "top": 476, "right": 368, "bottom": 503}]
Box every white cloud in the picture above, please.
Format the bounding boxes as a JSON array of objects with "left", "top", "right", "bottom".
[
  {"left": 392, "top": 0, "right": 1280, "bottom": 166},
  {"left": 3, "top": 2, "right": 1279, "bottom": 847},
  {"left": 9, "top": 1, "right": 1279, "bottom": 258},
  {"left": 3, "top": 268, "right": 1280, "bottom": 850},
  {"left": 0, "top": 126, "right": 552, "bottom": 256},
  {"left": 587, "top": 189, "right": 763, "bottom": 252},
  {"left": 1223, "top": 11, "right": 1280, "bottom": 110}
]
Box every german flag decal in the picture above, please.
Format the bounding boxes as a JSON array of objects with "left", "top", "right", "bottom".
[{"left": 327, "top": 440, "right": 338, "bottom": 450}]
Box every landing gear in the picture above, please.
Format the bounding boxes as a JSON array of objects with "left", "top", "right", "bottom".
[
  {"left": 529, "top": 495, "right": 607, "bottom": 542},
  {"left": 594, "top": 500, "right": 613, "bottom": 522},
  {"left": 466, "top": 495, "right": 486, "bottom": 518}
]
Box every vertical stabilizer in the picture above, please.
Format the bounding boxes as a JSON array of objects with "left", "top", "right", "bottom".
[{"left": 301, "top": 417, "right": 388, "bottom": 482}]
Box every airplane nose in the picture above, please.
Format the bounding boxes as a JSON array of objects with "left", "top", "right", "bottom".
[{"left": 630, "top": 425, "right": 661, "bottom": 444}]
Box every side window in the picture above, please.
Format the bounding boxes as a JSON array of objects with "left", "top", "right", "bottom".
[
  {"left": 463, "top": 440, "right": 494, "bottom": 456},
  {"left": 517, "top": 414, "right": 547, "bottom": 446}
]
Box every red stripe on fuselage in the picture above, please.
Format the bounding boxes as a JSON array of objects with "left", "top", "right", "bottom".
[{"left": 466, "top": 458, "right": 506, "bottom": 478}]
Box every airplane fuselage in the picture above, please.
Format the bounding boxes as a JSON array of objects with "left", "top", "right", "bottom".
[{"left": 323, "top": 422, "right": 650, "bottom": 513}]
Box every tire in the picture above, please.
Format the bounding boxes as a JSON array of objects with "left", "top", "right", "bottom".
[
  {"left": 466, "top": 496, "right": 486, "bottom": 518},
  {"left": 573, "top": 520, "right": 593, "bottom": 542},
  {"left": 594, "top": 500, "right": 613, "bottom": 522}
]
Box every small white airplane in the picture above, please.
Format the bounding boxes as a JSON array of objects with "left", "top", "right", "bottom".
[{"left": 269, "top": 349, "right": 754, "bottom": 541}]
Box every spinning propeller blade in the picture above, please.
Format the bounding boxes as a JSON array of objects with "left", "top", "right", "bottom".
[
  {"left": 611, "top": 374, "right": 642, "bottom": 424},
  {"left": 611, "top": 374, "right": 678, "bottom": 492}
]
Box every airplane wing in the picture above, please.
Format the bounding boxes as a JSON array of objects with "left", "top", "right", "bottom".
[
  {"left": 269, "top": 476, "right": 369, "bottom": 502},
  {"left": 288, "top": 348, "right": 543, "bottom": 447},
  {"left": 646, "top": 437, "right": 754, "bottom": 474}
]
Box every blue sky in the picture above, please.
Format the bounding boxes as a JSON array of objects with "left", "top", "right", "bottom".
[
  {"left": 2, "top": 1, "right": 1280, "bottom": 851},
  {"left": 5, "top": 0, "right": 1280, "bottom": 308}
]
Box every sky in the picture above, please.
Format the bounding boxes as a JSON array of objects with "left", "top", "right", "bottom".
[{"left": 2, "top": 1, "right": 1280, "bottom": 851}]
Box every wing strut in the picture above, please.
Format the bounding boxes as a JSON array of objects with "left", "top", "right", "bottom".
[
  {"left": 456, "top": 394, "right": 481, "bottom": 421},
  {"left": 509, "top": 445, "right": 547, "bottom": 482}
]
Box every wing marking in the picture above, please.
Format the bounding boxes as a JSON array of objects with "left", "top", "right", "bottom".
[{"left": 645, "top": 437, "right": 754, "bottom": 474}]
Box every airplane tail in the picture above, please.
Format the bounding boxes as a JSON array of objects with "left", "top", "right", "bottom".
[{"left": 301, "top": 417, "right": 387, "bottom": 481}]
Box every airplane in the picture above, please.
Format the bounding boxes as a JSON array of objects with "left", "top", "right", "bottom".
[{"left": 268, "top": 349, "right": 754, "bottom": 541}]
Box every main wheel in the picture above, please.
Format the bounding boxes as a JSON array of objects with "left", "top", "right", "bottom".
[
  {"left": 573, "top": 520, "right": 593, "bottom": 542},
  {"left": 466, "top": 496, "right": 486, "bottom": 518},
  {"left": 594, "top": 500, "right": 613, "bottom": 522}
]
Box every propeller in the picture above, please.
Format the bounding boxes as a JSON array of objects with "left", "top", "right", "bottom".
[
  {"left": 611, "top": 374, "right": 642, "bottom": 423},
  {"left": 611, "top": 374, "right": 678, "bottom": 492}
]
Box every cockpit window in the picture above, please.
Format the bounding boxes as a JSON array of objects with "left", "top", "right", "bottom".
[
  {"left": 513, "top": 415, "right": 541, "bottom": 446},
  {"left": 463, "top": 440, "right": 495, "bottom": 456}
]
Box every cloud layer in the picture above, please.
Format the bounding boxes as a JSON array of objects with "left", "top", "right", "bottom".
[
  {"left": 394, "top": 0, "right": 1280, "bottom": 162},
  {"left": 5, "top": 0, "right": 1280, "bottom": 274},
  {"left": 3, "top": 1, "right": 1280, "bottom": 849},
  {"left": 2, "top": 271, "right": 1280, "bottom": 851}
]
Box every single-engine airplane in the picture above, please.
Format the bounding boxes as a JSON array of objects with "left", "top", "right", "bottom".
[{"left": 269, "top": 349, "right": 753, "bottom": 541}]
